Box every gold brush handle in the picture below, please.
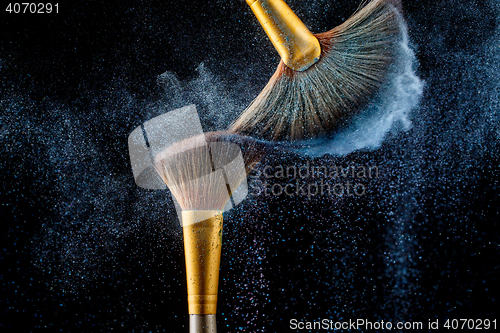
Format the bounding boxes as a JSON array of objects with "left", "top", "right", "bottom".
[
  {"left": 182, "top": 211, "right": 223, "bottom": 332},
  {"left": 246, "top": 0, "right": 321, "bottom": 71}
]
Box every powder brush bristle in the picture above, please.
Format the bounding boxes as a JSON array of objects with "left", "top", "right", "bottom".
[
  {"left": 203, "top": 131, "right": 271, "bottom": 174},
  {"left": 153, "top": 131, "right": 268, "bottom": 211},
  {"left": 230, "top": 0, "right": 404, "bottom": 141}
]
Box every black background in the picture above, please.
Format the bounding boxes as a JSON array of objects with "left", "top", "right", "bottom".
[{"left": 1, "top": 0, "right": 499, "bottom": 332}]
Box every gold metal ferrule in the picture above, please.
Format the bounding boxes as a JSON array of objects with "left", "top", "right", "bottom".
[
  {"left": 246, "top": 0, "right": 321, "bottom": 71},
  {"left": 182, "top": 210, "right": 224, "bottom": 315}
]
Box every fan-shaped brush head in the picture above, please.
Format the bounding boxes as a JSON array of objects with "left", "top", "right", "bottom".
[{"left": 231, "top": 0, "right": 404, "bottom": 141}]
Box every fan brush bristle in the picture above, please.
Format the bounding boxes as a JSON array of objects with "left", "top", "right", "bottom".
[{"left": 230, "top": 0, "right": 404, "bottom": 141}]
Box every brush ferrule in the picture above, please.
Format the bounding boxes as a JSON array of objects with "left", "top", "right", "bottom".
[
  {"left": 182, "top": 210, "right": 223, "bottom": 315},
  {"left": 190, "top": 314, "right": 217, "bottom": 333},
  {"left": 246, "top": 0, "right": 321, "bottom": 71}
]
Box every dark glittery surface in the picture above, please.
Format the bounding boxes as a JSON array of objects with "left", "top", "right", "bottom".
[{"left": 1, "top": 0, "right": 499, "bottom": 331}]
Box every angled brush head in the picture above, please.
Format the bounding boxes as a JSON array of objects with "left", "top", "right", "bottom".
[
  {"left": 204, "top": 131, "right": 271, "bottom": 174},
  {"left": 153, "top": 131, "right": 269, "bottom": 211}
]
